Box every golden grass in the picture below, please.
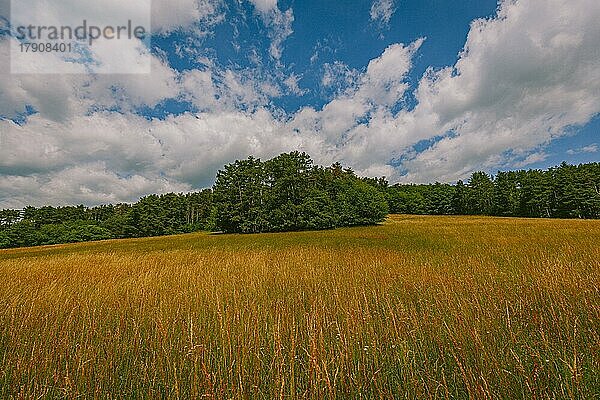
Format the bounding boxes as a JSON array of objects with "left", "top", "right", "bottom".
[{"left": 0, "top": 215, "right": 598, "bottom": 399}]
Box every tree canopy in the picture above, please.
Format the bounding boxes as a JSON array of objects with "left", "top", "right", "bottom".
[
  {"left": 386, "top": 162, "right": 600, "bottom": 218},
  {"left": 212, "top": 152, "right": 388, "bottom": 233}
]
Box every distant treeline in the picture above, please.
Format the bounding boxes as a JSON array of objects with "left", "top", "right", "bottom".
[
  {"left": 387, "top": 162, "right": 600, "bottom": 218},
  {"left": 1, "top": 153, "right": 599, "bottom": 249}
]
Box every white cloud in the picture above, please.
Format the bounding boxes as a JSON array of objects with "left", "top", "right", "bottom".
[
  {"left": 247, "top": 0, "right": 294, "bottom": 60},
  {"left": 3, "top": 0, "right": 600, "bottom": 207},
  {"left": 567, "top": 144, "right": 598, "bottom": 155},
  {"left": 181, "top": 66, "right": 285, "bottom": 112},
  {"left": 0, "top": 39, "right": 88, "bottom": 121},
  {"left": 1, "top": 42, "right": 423, "bottom": 205},
  {"left": 582, "top": 144, "right": 598, "bottom": 153},
  {"left": 283, "top": 73, "right": 306, "bottom": 96},
  {"left": 357, "top": 40, "right": 423, "bottom": 107},
  {"left": 319, "top": 40, "right": 422, "bottom": 109},
  {"left": 0, "top": 163, "right": 189, "bottom": 209},
  {"left": 152, "top": 0, "right": 223, "bottom": 34},
  {"left": 0, "top": 110, "right": 308, "bottom": 207},
  {"left": 247, "top": 0, "right": 278, "bottom": 14},
  {"left": 514, "top": 152, "right": 548, "bottom": 168},
  {"left": 370, "top": 0, "right": 396, "bottom": 26},
  {"left": 399, "top": 0, "right": 600, "bottom": 182},
  {"left": 0, "top": 0, "right": 221, "bottom": 118},
  {"left": 321, "top": 61, "right": 361, "bottom": 94},
  {"left": 289, "top": 40, "right": 423, "bottom": 167},
  {"left": 0, "top": 35, "right": 180, "bottom": 121},
  {"left": 307, "top": 0, "right": 600, "bottom": 183}
]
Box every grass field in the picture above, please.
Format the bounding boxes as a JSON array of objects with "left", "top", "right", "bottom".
[{"left": 0, "top": 215, "right": 598, "bottom": 399}]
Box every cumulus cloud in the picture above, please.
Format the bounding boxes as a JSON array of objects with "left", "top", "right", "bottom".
[
  {"left": 318, "top": 40, "right": 422, "bottom": 109},
  {"left": 0, "top": 38, "right": 88, "bottom": 121},
  {"left": 0, "top": 0, "right": 221, "bottom": 119},
  {"left": 400, "top": 0, "right": 600, "bottom": 182},
  {"left": 0, "top": 36, "right": 180, "bottom": 121},
  {"left": 288, "top": 40, "right": 423, "bottom": 168},
  {"left": 1, "top": 37, "right": 424, "bottom": 206},
  {"left": 293, "top": 0, "right": 600, "bottom": 183},
  {"left": 0, "top": 164, "right": 189, "bottom": 209},
  {"left": 0, "top": 110, "right": 309, "bottom": 207},
  {"left": 2, "top": 0, "right": 600, "bottom": 207},
  {"left": 357, "top": 40, "right": 423, "bottom": 107}
]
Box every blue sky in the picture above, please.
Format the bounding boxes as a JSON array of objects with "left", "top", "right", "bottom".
[
  {"left": 0, "top": 0, "right": 599, "bottom": 207},
  {"left": 153, "top": 0, "right": 499, "bottom": 114}
]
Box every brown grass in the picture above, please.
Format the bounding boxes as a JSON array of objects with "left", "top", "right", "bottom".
[{"left": 0, "top": 215, "right": 598, "bottom": 398}]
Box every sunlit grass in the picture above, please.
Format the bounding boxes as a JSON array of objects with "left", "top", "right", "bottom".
[{"left": 0, "top": 215, "right": 598, "bottom": 398}]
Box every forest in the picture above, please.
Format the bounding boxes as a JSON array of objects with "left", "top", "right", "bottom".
[
  {"left": 387, "top": 162, "right": 600, "bottom": 218},
  {"left": 0, "top": 152, "right": 598, "bottom": 249}
]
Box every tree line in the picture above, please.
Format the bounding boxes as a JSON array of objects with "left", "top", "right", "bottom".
[
  {"left": 0, "top": 152, "right": 388, "bottom": 248},
  {"left": 0, "top": 154, "right": 598, "bottom": 249},
  {"left": 387, "top": 162, "right": 600, "bottom": 218}
]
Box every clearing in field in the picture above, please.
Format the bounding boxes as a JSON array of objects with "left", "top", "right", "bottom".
[{"left": 0, "top": 215, "right": 598, "bottom": 398}]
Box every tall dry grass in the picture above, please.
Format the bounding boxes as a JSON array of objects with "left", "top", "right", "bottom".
[{"left": 0, "top": 215, "right": 598, "bottom": 398}]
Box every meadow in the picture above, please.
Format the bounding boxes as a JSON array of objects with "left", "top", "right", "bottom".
[{"left": 0, "top": 215, "right": 598, "bottom": 399}]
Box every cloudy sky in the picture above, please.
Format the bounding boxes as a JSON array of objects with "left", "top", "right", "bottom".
[{"left": 1, "top": 0, "right": 599, "bottom": 208}]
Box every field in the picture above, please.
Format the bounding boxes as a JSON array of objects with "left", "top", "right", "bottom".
[{"left": 0, "top": 215, "right": 598, "bottom": 399}]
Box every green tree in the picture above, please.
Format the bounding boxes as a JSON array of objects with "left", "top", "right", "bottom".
[
  {"left": 213, "top": 156, "right": 269, "bottom": 233},
  {"left": 493, "top": 171, "right": 520, "bottom": 216},
  {"left": 331, "top": 177, "right": 388, "bottom": 226},
  {"left": 452, "top": 180, "right": 470, "bottom": 215},
  {"left": 518, "top": 169, "right": 552, "bottom": 217},
  {"left": 264, "top": 151, "right": 314, "bottom": 231},
  {"left": 467, "top": 172, "right": 495, "bottom": 215}
]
